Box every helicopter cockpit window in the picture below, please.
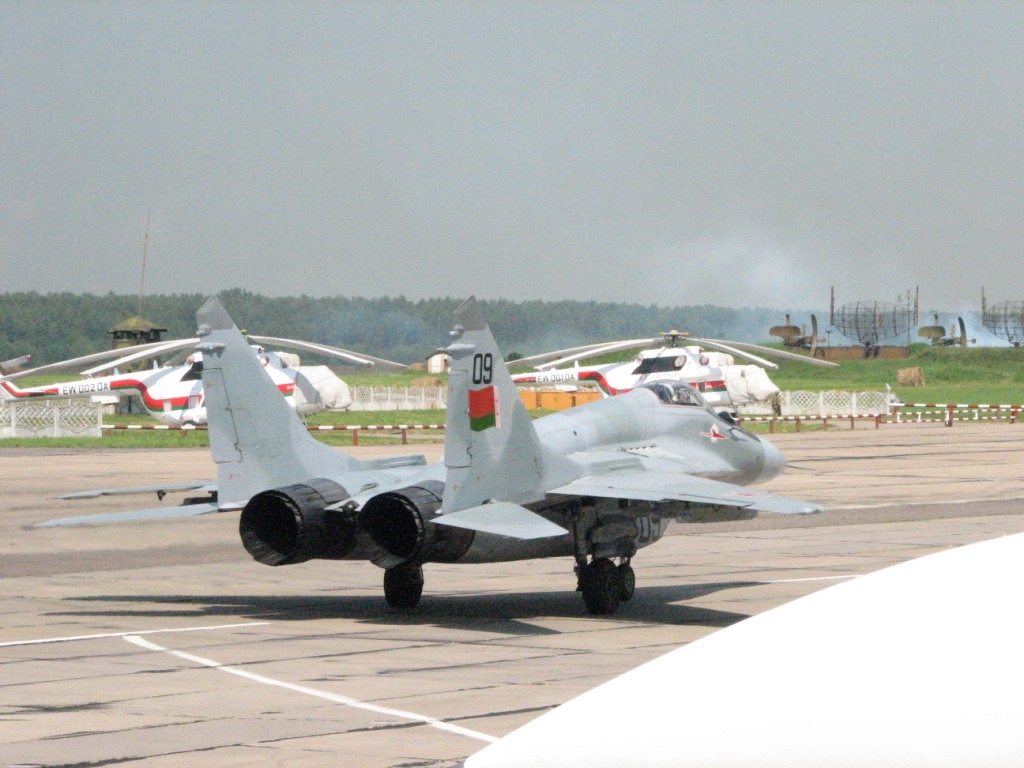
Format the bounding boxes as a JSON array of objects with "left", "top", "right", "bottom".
[
  {"left": 631, "top": 355, "right": 687, "bottom": 375},
  {"left": 639, "top": 380, "right": 706, "bottom": 407}
]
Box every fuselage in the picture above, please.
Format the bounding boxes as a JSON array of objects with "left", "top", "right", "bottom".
[
  {"left": 0, "top": 348, "right": 303, "bottom": 426},
  {"left": 513, "top": 346, "right": 780, "bottom": 408},
  {"left": 532, "top": 383, "right": 782, "bottom": 486}
]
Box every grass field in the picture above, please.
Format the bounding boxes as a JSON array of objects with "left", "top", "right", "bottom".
[
  {"left": 3, "top": 344, "right": 1022, "bottom": 448},
  {"left": 769, "top": 344, "right": 1024, "bottom": 404}
]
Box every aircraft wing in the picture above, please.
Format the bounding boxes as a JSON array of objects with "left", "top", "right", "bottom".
[
  {"left": 58, "top": 481, "right": 216, "bottom": 499},
  {"left": 36, "top": 503, "right": 221, "bottom": 527},
  {"left": 551, "top": 470, "right": 822, "bottom": 515},
  {"left": 39, "top": 481, "right": 221, "bottom": 527}
]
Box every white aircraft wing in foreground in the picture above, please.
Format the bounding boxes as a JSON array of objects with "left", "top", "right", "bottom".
[{"left": 461, "top": 531, "right": 1024, "bottom": 767}]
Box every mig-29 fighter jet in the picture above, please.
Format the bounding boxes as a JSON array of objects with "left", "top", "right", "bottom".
[{"left": 47, "top": 296, "right": 821, "bottom": 615}]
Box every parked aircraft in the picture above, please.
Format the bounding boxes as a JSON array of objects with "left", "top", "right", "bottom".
[
  {"left": 511, "top": 331, "right": 836, "bottom": 411},
  {"left": 45, "top": 296, "right": 820, "bottom": 614},
  {"left": 0, "top": 334, "right": 402, "bottom": 426},
  {"left": 459, "top": 530, "right": 1024, "bottom": 767}
]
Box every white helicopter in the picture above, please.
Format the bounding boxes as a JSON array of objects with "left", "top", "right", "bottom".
[
  {"left": 510, "top": 331, "right": 836, "bottom": 411},
  {"left": 0, "top": 334, "right": 405, "bottom": 426}
]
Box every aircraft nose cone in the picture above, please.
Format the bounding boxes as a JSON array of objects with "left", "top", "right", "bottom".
[{"left": 757, "top": 438, "right": 786, "bottom": 483}]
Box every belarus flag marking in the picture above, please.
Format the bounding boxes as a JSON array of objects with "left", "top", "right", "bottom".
[{"left": 469, "top": 386, "right": 499, "bottom": 432}]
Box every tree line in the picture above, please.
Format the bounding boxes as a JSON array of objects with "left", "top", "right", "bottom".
[{"left": 0, "top": 289, "right": 803, "bottom": 367}]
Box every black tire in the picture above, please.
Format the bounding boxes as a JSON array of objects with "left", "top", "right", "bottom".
[
  {"left": 581, "top": 558, "right": 620, "bottom": 615},
  {"left": 384, "top": 564, "right": 424, "bottom": 609},
  {"left": 617, "top": 563, "right": 635, "bottom": 601}
]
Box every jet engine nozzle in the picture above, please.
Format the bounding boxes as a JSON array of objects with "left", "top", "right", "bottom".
[
  {"left": 239, "top": 478, "right": 355, "bottom": 566},
  {"left": 359, "top": 481, "right": 474, "bottom": 568}
]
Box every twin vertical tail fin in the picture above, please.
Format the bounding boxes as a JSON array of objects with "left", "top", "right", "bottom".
[
  {"left": 437, "top": 297, "right": 574, "bottom": 538},
  {"left": 196, "top": 296, "right": 361, "bottom": 506}
]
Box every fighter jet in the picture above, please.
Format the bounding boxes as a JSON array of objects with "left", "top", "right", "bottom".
[
  {"left": 459, "top": 530, "right": 1024, "bottom": 767},
  {"left": 47, "top": 296, "right": 821, "bottom": 614}
]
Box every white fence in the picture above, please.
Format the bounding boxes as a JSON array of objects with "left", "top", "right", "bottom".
[
  {"left": 739, "top": 390, "right": 895, "bottom": 418},
  {"left": 347, "top": 387, "right": 894, "bottom": 417},
  {"left": 349, "top": 386, "right": 447, "bottom": 411},
  {"left": 0, "top": 388, "right": 894, "bottom": 437},
  {"left": 0, "top": 400, "right": 104, "bottom": 438}
]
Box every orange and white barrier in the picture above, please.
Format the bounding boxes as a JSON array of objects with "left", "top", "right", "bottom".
[
  {"left": 737, "top": 414, "right": 885, "bottom": 432},
  {"left": 891, "top": 404, "right": 1022, "bottom": 425},
  {"left": 102, "top": 423, "right": 446, "bottom": 444}
]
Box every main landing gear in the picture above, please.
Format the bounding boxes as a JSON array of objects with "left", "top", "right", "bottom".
[
  {"left": 577, "top": 557, "right": 635, "bottom": 615},
  {"left": 384, "top": 563, "right": 424, "bottom": 609}
]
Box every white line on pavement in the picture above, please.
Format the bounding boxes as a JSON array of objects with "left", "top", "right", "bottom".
[
  {"left": 0, "top": 622, "right": 270, "bottom": 648},
  {"left": 124, "top": 635, "right": 499, "bottom": 743}
]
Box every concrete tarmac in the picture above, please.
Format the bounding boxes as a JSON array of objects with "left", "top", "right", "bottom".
[{"left": 2, "top": 422, "right": 1024, "bottom": 767}]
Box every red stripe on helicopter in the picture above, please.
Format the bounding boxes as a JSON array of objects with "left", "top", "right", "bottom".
[
  {"left": 2, "top": 376, "right": 295, "bottom": 413},
  {"left": 1, "top": 380, "right": 62, "bottom": 398}
]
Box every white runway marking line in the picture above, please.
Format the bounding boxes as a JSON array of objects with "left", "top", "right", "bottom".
[
  {"left": 831, "top": 494, "right": 1024, "bottom": 511},
  {"left": 0, "top": 622, "right": 270, "bottom": 648},
  {"left": 762, "top": 575, "right": 856, "bottom": 584},
  {"left": 124, "top": 635, "right": 499, "bottom": 744}
]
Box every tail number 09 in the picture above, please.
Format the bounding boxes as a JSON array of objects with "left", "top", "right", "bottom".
[{"left": 472, "top": 353, "right": 493, "bottom": 385}]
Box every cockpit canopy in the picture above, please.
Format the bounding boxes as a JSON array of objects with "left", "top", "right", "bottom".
[
  {"left": 631, "top": 354, "right": 688, "bottom": 375},
  {"left": 637, "top": 380, "right": 708, "bottom": 408}
]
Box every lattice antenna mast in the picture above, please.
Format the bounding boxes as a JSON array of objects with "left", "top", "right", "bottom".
[
  {"left": 138, "top": 209, "right": 151, "bottom": 318},
  {"left": 829, "top": 285, "right": 917, "bottom": 354},
  {"left": 982, "top": 287, "right": 1024, "bottom": 347}
]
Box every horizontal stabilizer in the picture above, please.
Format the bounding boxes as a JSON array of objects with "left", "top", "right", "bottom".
[
  {"left": 431, "top": 502, "right": 569, "bottom": 540},
  {"left": 59, "top": 482, "right": 214, "bottom": 500},
  {"left": 37, "top": 503, "right": 221, "bottom": 528}
]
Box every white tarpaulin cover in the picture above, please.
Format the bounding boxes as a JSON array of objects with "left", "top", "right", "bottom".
[
  {"left": 723, "top": 365, "right": 780, "bottom": 405},
  {"left": 294, "top": 366, "right": 352, "bottom": 410}
]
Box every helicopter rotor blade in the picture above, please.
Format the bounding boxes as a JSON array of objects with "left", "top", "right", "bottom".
[
  {"left": 2, "top": 338, "right": 200, "bottom": 381},
  {"left": 698, "top": 338, "right": 838, "bottom": 368},
  {"left": 510, "top": 338, "right": 660, "bottom": 370},
  {"left": 80, "top": 338, "right": 201, "bottom": 376},
  {"left": 246, "top": 335, "right": 407, "bottom": 370}
]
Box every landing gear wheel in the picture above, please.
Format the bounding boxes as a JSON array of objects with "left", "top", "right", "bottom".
[
  {"left": 617, "top": 562, "right": 635, "bottom": 601},
  {"left": 384, "top": 564, "right": 424, "bottom": 609},
  {"left": 580, "top": 557, "right": 620, "bottom": 615}
]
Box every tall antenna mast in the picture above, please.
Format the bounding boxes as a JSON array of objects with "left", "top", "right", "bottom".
[{"left": 138, "top": 209, "right": 151, "bottom": 317}]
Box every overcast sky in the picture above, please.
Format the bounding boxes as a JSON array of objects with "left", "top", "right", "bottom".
[{"left": 2, "top": 1, "right": 1021, "bottom": 312}]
